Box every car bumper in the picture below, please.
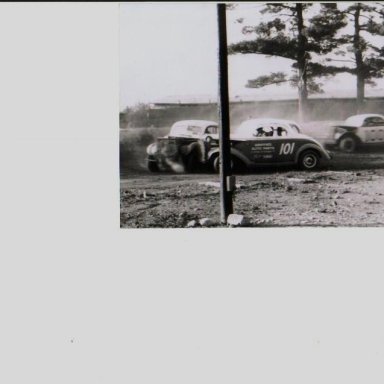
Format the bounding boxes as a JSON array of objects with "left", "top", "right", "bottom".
[{"left": 147, "top": 155, "right": 183, "bottom": 172}]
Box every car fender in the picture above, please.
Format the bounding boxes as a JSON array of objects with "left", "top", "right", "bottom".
[
  {"left": 207, "top": 147, "right": 252, "bottom": 166},
  {"left": 295, "top": 143, "right": 331, "bottom": 162},
  {"left": 180, "top": 140, "right": 206, "bottom": 162},
  {"left": 180, "top": 141, "right": 197, "bottom": 155}
]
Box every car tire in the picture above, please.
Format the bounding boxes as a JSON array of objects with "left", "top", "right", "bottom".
[
  {"left": 212, "top": 155, "right": 235, "bottom": 173},
  {"left": 147, "top": 161, "right": 159, "bottom": 172},
  {"left": 298, "top": 150, "right": 320, "bottom": 170},
  {"left": 212, "top": 156, "right": 220, "bottom": 173},
  {"left": 185, "top": 152, "right": 198, "bottom": 173},
  {"left": 338, "top": 135, "right": 358, "bottom": 153}
]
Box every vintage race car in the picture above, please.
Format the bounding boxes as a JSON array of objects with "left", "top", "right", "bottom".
[
  {"left": 146, "top": 120, "right": 218, "bottom": 172},
  {"left": 207, "top": 118, "right": 331, "bottom": 172},
  {"left": 332, "top": 114, "right": 384, "bottom": 152}
]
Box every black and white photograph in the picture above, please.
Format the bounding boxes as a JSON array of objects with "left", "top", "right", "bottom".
[
  {"left": 120, "top": 2, "right": 384, "bottom": 227},
  {"left": 3, "top": 3, "right": 384, "bottom": 384}
]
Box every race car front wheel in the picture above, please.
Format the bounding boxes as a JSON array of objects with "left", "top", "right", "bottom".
[
  {"left": 212, "top": 155, "right": 235, "bottom": 173},
  {"left": 212, "top": 156, "right": 220, "bottom": 173},
  {"left": 338, "top": 135, "right": 358, "bottom": 153},
  {"left": 299, "top": 150, "right": 320, "bottom": 170}
]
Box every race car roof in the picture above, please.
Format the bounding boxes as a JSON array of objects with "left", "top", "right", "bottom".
[
  {"left": 344, "top": 114, "right": 384, "bottom": 126},
  {"left": 169, "top": 120, "right": 218, "bottom": 137}
]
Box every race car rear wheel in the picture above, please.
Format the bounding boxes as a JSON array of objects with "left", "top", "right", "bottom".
[
  {"left": 299, "top": 150, "right": 320, "bottom": 170},
  {"left": 338, "top": 135, "right": 358, "bottom": 153}
]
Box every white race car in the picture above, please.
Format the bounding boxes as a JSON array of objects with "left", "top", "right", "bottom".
[
  {"left": 146, "top": 120, "right": 218, "bottom": 172},
  {"left": 333, "top": 114, "right": 384, "bottom": 152}
]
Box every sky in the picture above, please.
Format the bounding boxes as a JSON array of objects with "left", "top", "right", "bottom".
[
  {"left": 119, "top": 2, "right": 384, "bottom": 110},
  {"left": 120, "top": 3, "right": 217, "bottom": 108}
]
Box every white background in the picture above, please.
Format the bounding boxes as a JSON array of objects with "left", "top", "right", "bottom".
[{"left": 0, "top": 2, "right": 383, "bottom": 384}]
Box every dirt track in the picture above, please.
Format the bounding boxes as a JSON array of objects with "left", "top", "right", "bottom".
[{"left": 120, "top": 150, "right": 384, "bottom": 228}]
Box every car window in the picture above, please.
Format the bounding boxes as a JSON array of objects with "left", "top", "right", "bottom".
[
  {"left": 289, "top": 123, "right": 300, "bottom": 133},
  {"left": 235, "top": 121, "right": 293, "bottom": 138},
  {"left": 275, "top": 126, "right": 289, "bottom": 136},
  {"left": 205, "top": 126, "right": 218, "bottom": 134},
  {"left": 363, "top": 117, "right": 384, "bottom": 126},
  {"left": 254, "top": 125, "right": 274, "bottom": 137},
  {"left": 253, "top": 125, "right": 289, "bottom": 137}
]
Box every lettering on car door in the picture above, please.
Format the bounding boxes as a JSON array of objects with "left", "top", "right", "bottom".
[{"left": 249, "top": 124, "right": 277, "bottom": 161}]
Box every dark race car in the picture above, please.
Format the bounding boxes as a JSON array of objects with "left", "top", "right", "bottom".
[{"left": 207, "top": 119, "right": 331, "bottom": 172}]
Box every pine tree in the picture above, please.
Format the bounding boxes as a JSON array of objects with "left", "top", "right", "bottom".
[
  {"left": 228, "top": 3, "right": 347, "bottom": 121},
  {"left": 333, "top": 3, "right": 384, "bottom": 112}
]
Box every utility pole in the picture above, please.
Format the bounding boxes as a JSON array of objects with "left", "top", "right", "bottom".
[{"left": 217, "top": 3, "right": 234, "bottom": 223}]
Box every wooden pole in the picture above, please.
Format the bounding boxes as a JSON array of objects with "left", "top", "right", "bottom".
[{"left": 217, "top": 3, "right": 233, "bottom": 223}]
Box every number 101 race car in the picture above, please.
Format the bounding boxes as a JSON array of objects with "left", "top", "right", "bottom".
[{"left": 207, "top": 118, "right": 331, "bottom": 172}]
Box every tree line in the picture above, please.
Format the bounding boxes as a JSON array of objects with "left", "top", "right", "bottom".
[{"left": 228, "top": 2, "right": 384, "bottom": 120}]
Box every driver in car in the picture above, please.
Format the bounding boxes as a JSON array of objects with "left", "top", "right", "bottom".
[
  {"left": 255, "top": 126, "right": 274, "bottom": 137},
  {"left": 276, "top": 126, "right": 287, "bottom": 136}
]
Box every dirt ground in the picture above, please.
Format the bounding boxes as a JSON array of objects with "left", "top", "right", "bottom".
[{"left": 120, "top": 150, "right": 384, "bottom": 228}]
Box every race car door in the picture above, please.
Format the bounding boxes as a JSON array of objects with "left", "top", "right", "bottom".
[
  {"left": 232, "top": 123, "right": 276, "bottom": 163},
  {"left": 362, "top": 116, "right": 384, "bottom": 143},
  {"left": 272, "top": 124, "right": 299, "bottom": 163}
]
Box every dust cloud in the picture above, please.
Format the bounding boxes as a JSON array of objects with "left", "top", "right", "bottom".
[{"left": 120, "top": 98, "right": 384, "bottom": 173}]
